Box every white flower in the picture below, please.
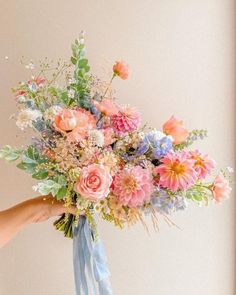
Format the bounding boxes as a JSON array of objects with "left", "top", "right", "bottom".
[
  {"left": 17, "top": 96, "right": 27, "bottom": 103},
  {"left": 226, "top": 166, "right": 234, "bottom": 173},
  {"left": 148, "top": 129, "right": 173, "bottom": 142},
  {"left": 25, "top": 62, "right": 35, "bottom": 70},
  {"left": 44, "top": 105, "right": 63, "bottom": 121},
  {"left": 88, "top": 130, "right": 104, "bottom": 147},
  {"left": 68, "top": 89, "right": 75, "bottom": 98},
  {"left": 16, "top": 109, "right": 42, "bottom": 130},
  {"left": 68, "top": 77, "right": 76, "bottom": 84}
]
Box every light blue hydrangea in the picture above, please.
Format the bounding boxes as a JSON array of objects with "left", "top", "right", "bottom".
[
  {"left": 150, "top": 190, "right": 187, "bottom": 215},
  {"left": 137, "top": 130, "right": 173, "bottom": 158}
]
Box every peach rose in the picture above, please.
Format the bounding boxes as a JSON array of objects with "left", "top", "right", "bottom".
[
  {"left": 75, "top": 164, "right": 112, "bottom": 202},
  {"left": 54, "top": 109, "right": 78, "bottom": 132},
  {"left": 113, "top": 61, "right": 129, "bottom": 80},
  {"left": 93, "top": 99, "right": 119, "bottom": 116},
  {"left": 212, "top": 174, "right": 231, "bottom": 203},
  {"left": 54, "top": 108, "right": 96, "bottom": 142},
  {"left": 163, "top": 116, "right": 189, "bottom": 145}
]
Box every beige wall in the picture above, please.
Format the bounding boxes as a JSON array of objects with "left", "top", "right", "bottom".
[{"left": 0, "top": 1, "right": 235, "bottom": 294}]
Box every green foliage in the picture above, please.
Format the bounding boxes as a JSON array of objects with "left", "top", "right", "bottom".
[
  {"left": 70, "top": 32, "right": 92, "bottom": 109},
  {"left": 185, "top": 184, "right": 210, "bottom": 205},
  {"left": 17, "top": 146, "right": 48, "bottom": 174},
  {"left": 33, "top": 180, "right": 62, "bottom": 196},
  {"left": 0, "top": 145, "right": 23, "bottom": 162},
  {"left": 33, "top": 177, "right": 68, "bottom": 199},
  {"left": 174, "top": 129, "right": 208, "bottom": 151}
]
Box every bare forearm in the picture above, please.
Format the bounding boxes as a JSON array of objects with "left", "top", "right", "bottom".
[
  {"left": 0, "top": 195, "right": 76, "bottom": 248},
  {"left": 0, "top": 200, "right": 37, "bottom": 248}
]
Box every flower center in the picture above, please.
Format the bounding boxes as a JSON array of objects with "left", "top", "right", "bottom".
[
  {"left": 123, "top": 176, "right": 138, "bottom": 191},
  {"left": 171, "top": 162, "right": 186, "bottom": 175}
]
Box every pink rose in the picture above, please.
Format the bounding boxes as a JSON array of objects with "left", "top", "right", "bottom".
[
  {"left": 212, "top": 174, "right": 231, "bottom": 203},
  {"left": 93, "top": 99, "right": 119, "bottom": 116},
  {"left": 75, "top": 164, "right": 112, "bottom": 202},
  {"left": 113, "top": 61, "right": 129, "bottom": 80},
  {"left": 163, "top": 116, "right": 189, "bottom": 145},
  {"left": 54, "top": 108, "right": 96, "bottom": 142}
]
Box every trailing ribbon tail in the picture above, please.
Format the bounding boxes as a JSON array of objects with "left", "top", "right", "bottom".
[{"left": 73, "top": 216, "right": 113, "bottom": 295}]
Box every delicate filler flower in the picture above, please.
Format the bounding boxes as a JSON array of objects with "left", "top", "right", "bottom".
[
  {"left": 25, "top": 62, "right": 35, "bottom": 70},
  {"left": 163, "top": 116, "right": 189, "bottom": 145},
  {"left": 98, "top": 151, "right": 118, "bottom": 174},
  {"left": 93, "top": 99, "right": 119, "bottom": 116},
  {"left": 74, "top": 164, "right": 112, "bottom": 202},
  {"left": 156, "top": 152, "right": 197, "bottom": 191},
  {"left": 113, "top": 166, "right": 153, "bottom": 207},
  {"left": 226, "top": 166, "right": 234, "bottom": 173},
  {"left": 88, "top": 129, "right": 105, "bottom": 147},
  {"left": 212, "top": 174, "right": 231, "bottom": 203},
  {"left": 113, "top": 61, "right": 129, "bottom": 80},
  {"left": 16, "top": 109, "right": 42, "bottom": 130},
  {"left": 111, "top": 105, "right": 141, "bottom": 135},
  {"left": 188, "top": 150, "right": 215, "bottom": 179},
  {"left": 68, "top": 89, "right": 75, "bottom": 98},
  {"left": 44, "top": 105, "right": 63, "bottom": 121}
]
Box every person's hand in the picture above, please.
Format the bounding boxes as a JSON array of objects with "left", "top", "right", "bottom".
[
  {"left": 24, "top": 195, "right": 77, "bottom": 223},
  {"left": 0, "top": 195, "right": 77, "bottom": 248}
]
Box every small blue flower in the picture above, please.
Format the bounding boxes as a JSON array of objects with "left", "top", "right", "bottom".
[
  {"left": 137, "top": 137, "right": 149, "bottom": 156},
  {"left": 151, "top": 190, "right": 187, "bottom": 215},
  {"left": 137, "top": 131, "right": 173, "bottom": 158},
  {"left": 28, "top": 82, "right": 38, "bottom": 92},
  {"left": 152, "top": 137, "right": 172, "bottom": 158}
]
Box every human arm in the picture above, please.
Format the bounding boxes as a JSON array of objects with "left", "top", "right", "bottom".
[{"left": 0, "top": 195, "right": 76, "bottom": 248}]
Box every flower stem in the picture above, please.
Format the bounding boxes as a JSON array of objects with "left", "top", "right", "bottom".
[
  {"left": 102, "top": 74, "right": 116, "bottom": 99},
  {"left": 54, "top": 213, "right": 75, "bottom": 238}
]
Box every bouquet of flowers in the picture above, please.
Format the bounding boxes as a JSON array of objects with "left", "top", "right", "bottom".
[{"left": 0, "top": 33, "right": 232, "bottom": 240}]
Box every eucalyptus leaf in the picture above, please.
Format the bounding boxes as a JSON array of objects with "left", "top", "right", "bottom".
[
  {"left": 0, "top": 145, "right": 23, "bottom": 162},
  {"left": 56, "top": 187, "right": 68, "bottom": 200}
]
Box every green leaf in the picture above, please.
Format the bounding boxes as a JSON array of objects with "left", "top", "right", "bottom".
[
  {"left": 0, "top": 145, "right": 23, "bottom": 162},
  {"left": 32, "top": 170, "right": 49, "bottom": 180},
  {"left": 33, "top": 180, "right": 62, "bottom": 196},
  {"left": 78, "top": 58, "right": 88, "bottom": 68},
  {"left": 17, "top": 162, "right": 37, "bottom": 174},
  {"left": 56, "top": 187, "right": 67, "bottom": 200},
  {"left": 71, "top": 56, "right": 77, "bottom": 65},
  {"left": 55, "top": 175, "right": 67, "bottom": 186}
]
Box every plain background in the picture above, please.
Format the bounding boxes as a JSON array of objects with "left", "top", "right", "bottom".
[{"left": 0, "top": 1, "right": 235, "bottom": 294}]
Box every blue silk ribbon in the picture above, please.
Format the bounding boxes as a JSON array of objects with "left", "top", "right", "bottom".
[{"left": 73, "top": 216, "right": 113, "bottom": 295}]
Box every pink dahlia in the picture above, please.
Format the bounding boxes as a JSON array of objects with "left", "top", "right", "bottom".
[
  {"left": 188, "top": 150, "right": 215, "bottom": 179},
  {"left": 111, "top": 105, "right": 141, "bottom": 135},
  {"left": 155, "top": 152, "right": 197, "bottom": 191},
  {"left": 112, "top": 166, "right": 153, "bottom": 207}
]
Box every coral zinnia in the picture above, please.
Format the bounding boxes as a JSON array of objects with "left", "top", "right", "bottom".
[
  {"left": 112, "top": 166, "right": 153, "bottom": 207},
  {"left": 155, "top": 152, "right": 197, "bottom": 191}
]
